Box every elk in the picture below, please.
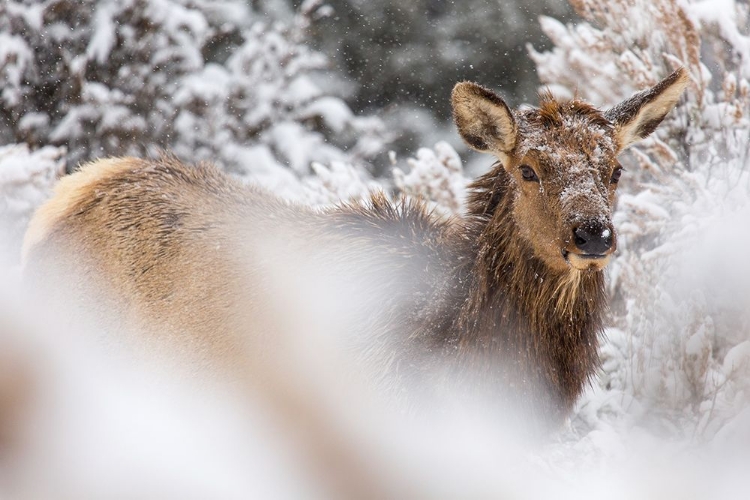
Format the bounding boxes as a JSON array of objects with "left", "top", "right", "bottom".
[{"left": 22, "top": 68, "right": 689, "bottom": 426}]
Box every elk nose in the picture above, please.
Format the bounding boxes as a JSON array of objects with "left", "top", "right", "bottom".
[{"left": 573, "top": 224, "right": 613, "bottom": 254}]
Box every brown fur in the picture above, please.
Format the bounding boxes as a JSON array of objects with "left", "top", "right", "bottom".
[{"left": 22, "top": 69, "right": 689, "bottom": 426}]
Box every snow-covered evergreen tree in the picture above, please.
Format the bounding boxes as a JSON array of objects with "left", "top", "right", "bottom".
[
  {"left": 172, "top": 1, "right": 388, "bottom": 181},
  {"left": 0, "top": 0, "right": 387, "bottom": 175}
]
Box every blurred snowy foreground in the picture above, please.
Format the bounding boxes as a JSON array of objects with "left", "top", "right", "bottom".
[{"left": 1, "top": 139, "right": 749, "bottom": 499}]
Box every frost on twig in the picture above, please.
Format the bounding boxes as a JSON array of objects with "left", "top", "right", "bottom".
[
  {"left": 304, "top": 162, "right": 382, "bottom": 206},
  {"left": 393, "top": 141, "right": 468, "bottom": 216},
  {"left": 0, "top": 144, "right": 65, "bottom": 265},
  {"left": 280, "top": 142, "right": 470, "bottom": 213}
]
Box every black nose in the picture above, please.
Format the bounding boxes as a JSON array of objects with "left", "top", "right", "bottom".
[{"left": 573, "top": 224, "right": 613, "bottom": 254}]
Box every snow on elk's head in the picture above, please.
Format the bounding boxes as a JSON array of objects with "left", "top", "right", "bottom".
[{"left": 452, "top": 68, "right": 689, "bottom": 273}]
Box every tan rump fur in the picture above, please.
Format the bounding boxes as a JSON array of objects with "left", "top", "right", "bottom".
[{"left": 21, "top": 157, "right": 138, "bottom": 266}]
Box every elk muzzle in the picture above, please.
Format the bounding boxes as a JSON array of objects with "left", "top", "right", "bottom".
[
  {"left": 573, "top": 223, "right": 613, "bottom": 254},
  {"left": 563, "top": 220, "right": 616, "bottom": 271}
]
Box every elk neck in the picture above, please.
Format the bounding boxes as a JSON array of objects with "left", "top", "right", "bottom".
[{"left": 447, "top": 164, "right": 607, "bottom": 410}]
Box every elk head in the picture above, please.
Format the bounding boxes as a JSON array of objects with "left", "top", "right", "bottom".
[{"left": 452, "top": 68, "right": 689, "bottom": 273}]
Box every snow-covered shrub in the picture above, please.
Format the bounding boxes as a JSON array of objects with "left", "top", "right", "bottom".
[
  {"left": 172, "top": 0, "right": 388, "bottom": 178},
  {"left": 393, "top": 141, "right": 468, "bottom": 216},
  {"left": 258, "top": 141, "right": 469, "bottom": 212},
  {"left": 302, "top": 161, "right": 383, "bottom": 206},
  {"left": 0, "top": 0, "right": 387, "bottom": 175},
  {"left": 0, "top": 144, "right": 65, "bottom": 265},
  {"left": 0, "top": 0, "right": 214, "bottom": 167},
  {"left": 531, "top": 0, "right": 750, "bottom": 438}
]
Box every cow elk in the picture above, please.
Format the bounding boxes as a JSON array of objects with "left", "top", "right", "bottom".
[{"left": 22, "top": 68, "right": 689, "bottom": 426}]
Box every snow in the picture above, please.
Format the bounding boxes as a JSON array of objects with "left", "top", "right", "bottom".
[
  {"left": 145, "top": 0, "right": 210, "bottom": 43},
  {"left": 723, "top": 341, "right": 750, "bottom": 374},
  {"left": 306, "top": 161, "right": 380, "bottom": 205},
  {"left": 86, "top": 2, "right": 116, "bottom": 64},
  {"left": 299, "top": 97, "right": 354, "bottom": 134},
  {"left": 691, "top": 0, "right": 750, "bottom": 79},
  {"left": 265, "top": 121, "right": 344, "bottom": 174},
  {"left": 1, "top": 0, "right": 750, "bottom": 496},
  {"left": 0, "top": 144, "right": 65, "bottom": 266},
  {"left": 0, "top": 33, "right": 33, "bottom": 107},
  {"left": 175, "top": 63, "right": 231, "bottom": 104},
  {"left": 393, "top": 141, "right": 468, "bottom": 215}
]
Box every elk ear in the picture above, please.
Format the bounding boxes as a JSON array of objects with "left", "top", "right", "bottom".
[
  {"left": 452, "top": 82, "right": 517, "bottom": 159},
  {"left": 605, "top": 68, "right": 689, "bottom": 151}
]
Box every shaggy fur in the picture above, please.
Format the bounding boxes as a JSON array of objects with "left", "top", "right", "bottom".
[{"left": 22, "top": 69, "right": 689, "bottom": 425}]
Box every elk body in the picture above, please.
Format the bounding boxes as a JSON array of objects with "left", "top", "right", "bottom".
[{"left": 22, "top": 69, "right": 688, "bottom": 424}]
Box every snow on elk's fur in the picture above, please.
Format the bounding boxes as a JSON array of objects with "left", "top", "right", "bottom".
[{"left": 22, "top": 69, "right": 689, "bottom": 426}]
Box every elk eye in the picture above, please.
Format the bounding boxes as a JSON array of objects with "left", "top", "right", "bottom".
[
  {"left": 519, "top": 165, "right": 539, "bottom": 182},
  {"left": 611, "top": 167, "right": 623, "bottom": 184}
]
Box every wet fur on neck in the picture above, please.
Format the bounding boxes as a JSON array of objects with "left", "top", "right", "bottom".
[{"left": 449, "top": 164, "right": 606, "bottom": 416}]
